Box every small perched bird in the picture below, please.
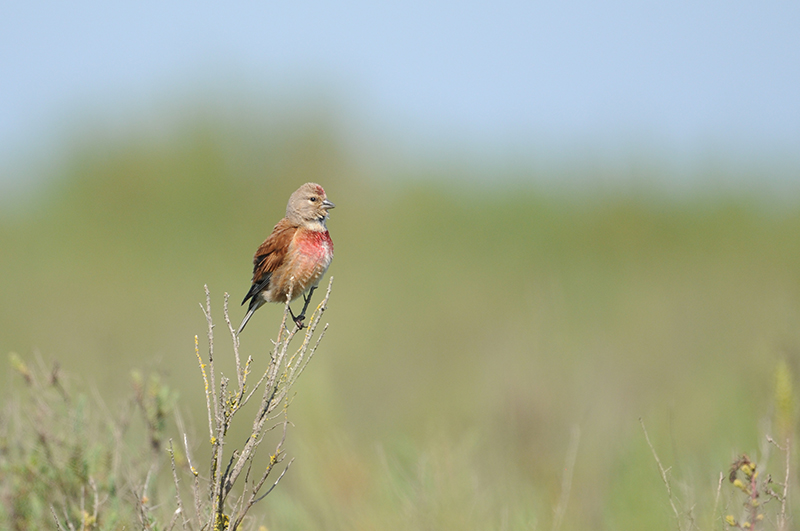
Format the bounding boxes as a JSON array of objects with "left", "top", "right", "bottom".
[{"left": 238, "top": 183, "right": 335, "bottom": 334}]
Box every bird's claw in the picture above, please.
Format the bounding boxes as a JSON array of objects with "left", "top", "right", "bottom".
[{"left": 294, "top": 315, "right": 306, "bottom": 329}]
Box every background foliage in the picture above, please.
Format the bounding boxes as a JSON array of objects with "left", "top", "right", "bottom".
[{"left": 1, "top": 106, "right": 799, "bottom": 529}]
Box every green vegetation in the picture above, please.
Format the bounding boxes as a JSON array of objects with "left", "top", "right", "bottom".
[{"left": 1, "top": 110, "right": 799, "bottom": 529}]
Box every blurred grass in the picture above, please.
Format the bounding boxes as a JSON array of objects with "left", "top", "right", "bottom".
[{"left": 1, "top": 109, "right": 800, "bottom": 529}]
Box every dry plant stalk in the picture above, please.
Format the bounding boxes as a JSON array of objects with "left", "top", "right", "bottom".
[
  {"left": 178, "top": 277, "right": 332, "bottom": 531},
  {"left": 642, "top": 416, "right": 793, "bottom": 531},
  {"left": 765, "top": 436, "right": 791, "bottom": 531},
  {"left": 551, "top": 424, "right": 580, "bottom": 531},
  {"left": 640, "top": 418, "right": 685, "bottom": 531},
  {"left": 723, "top": 438, "right": 792, "bottom": 531},
  {"left": 7, "top": 353, "right": 145, "bottom": 530}
]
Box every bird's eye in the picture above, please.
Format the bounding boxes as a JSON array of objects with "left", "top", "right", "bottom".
[{"left": 309, "top": 197, "right": 317, "bottom": 202}]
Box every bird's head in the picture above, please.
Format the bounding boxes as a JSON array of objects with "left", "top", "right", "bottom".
[{"left": 286, "top": 182, "right": 335, "bottom": 228}]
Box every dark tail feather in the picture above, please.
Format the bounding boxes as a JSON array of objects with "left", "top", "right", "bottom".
[
  {"left": 237, "top": 308, "right": 256, "bottom": 335},
  {"left": 242, "top": 272, "right": 272, "bottom": 306},
  {"left": 237, "top": 298, "right": 264, "bottom": 335},
  {"left": 241, "top": 284, "right": 257, "bottom": 306}
]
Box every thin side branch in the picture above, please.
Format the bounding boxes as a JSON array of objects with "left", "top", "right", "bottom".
[
  {"left": 224, "top": 278, "right": 333, "bottom": 496},
  {"left": 551, "top": 424, "right": 580, "bottom": 531},
  {"left": 712, "top": 472, "right": 723, "bottom": 530},
  {"left": 49, "top": 506, "right": 67, "bottom": 531},
  {"left": 194, "top": 336, "right": 214, "bottom": 444},
  {"left": 640, "top": 418, "right": 683, "bottom": 531},
  {"left": 167, "top": 439, "right": 190, "bottom": 531},
  {"left": 766, "top": 435, "right": 791, "bottom": 531},
  {"left": 191, "top": 277, "right": 333, "bottom": 528}
]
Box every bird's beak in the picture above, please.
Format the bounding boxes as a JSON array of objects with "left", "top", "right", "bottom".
[{"left": 322, "top": 199, "right": 335, "bottom": 209}]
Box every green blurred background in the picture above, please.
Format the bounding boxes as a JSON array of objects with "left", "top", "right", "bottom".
[
  {"left": 3, "top": 2, "right": 800, "bottom": 529},
  {"left": 2, "top": 105, "right": 800, "bottom": 529}
]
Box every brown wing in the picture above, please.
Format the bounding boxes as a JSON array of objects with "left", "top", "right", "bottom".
[{"left": 241, "top": 218, "right": 297, "bottom": 305}]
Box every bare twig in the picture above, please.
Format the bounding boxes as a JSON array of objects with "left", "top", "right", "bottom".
[
  {"left": 193, "top": 277, "right": 333, "bottom": 528},
  {"left": 80, "top": 484, "right": 86, "bottom": 530},
  {"left": 138, "top": 464, "right": 157, "bottom": 531},
  {"left": 231, "top": 418, "right": 293, "bottom": 531},
  {"left": 712, "top": 472, "right": 723, "bottom": 530},
  {"left": 223, "top": 293, "right": 246, "bottom": 398},
  {"left": 195, "top": 335, "right": 214, "bottom": 444},
  {"left": 766, "top": 435, "right": 791, "bottom": 531},
  {"left": 551, "top": 424, "right": 580, "bottom": 531},
  {"left": 640, "top": 418, "right": 683, "bottom": 531},
  {"left": 202, "top": 286, "right": 218, "bottom": 432},
  {"left": 167, "top": 439, "right": 190, "bottom": 531},
  {"left": 174, "top": 409, "right": 203, "bottom": 527},
  {"left": 780, "top": 437, "right": 790, "bottom": 531},
  {"left": 223, "top": 279, "right": 332, "bottom": 499},
  {"left": 254, "top": 457, "right": 294, "bottom": 503},
  {"left": 165, "top": 508, "right": 180, "bottom": 531},
  {"left": 50, "top": 506, "right": 68, "bottom": 531},
  {"left": 62, "top": 506, "right": 76, "bottom": 531},
  {"left": 90, "top": 476, "right": 99, "bottom": 527},
  {"left": 182, "top": 430, "right": 203, "bottom": 527}
]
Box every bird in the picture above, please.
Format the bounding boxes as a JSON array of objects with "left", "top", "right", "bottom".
[{"left": 237, "top": 183, "right": 335, "bottom": 335}]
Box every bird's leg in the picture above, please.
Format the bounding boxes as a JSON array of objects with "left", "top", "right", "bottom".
[
  {"left": 287, "top": 305, "right": 304, "bottom": 329},
  {"left": 293, "top": 286, "right": 317, "bottom": 328}
]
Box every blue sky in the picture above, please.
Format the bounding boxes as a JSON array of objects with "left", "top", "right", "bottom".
[{"left": 2, "top": 1, "right": 798, "bottom": 184}]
